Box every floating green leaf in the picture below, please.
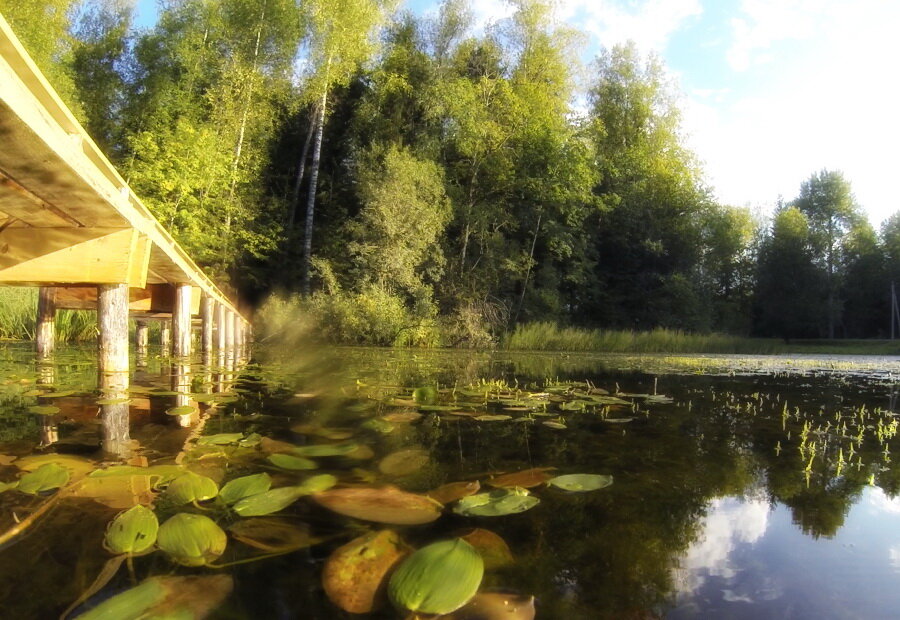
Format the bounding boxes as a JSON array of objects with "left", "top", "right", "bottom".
[
  {"left": 27, "top": 405, "right": 60, "bottom": 415},
  {"left": 547, "top": 474, "right": 614, "bottom": 492},
  {"left": 219, "top": 473, "right": 272, "bottom": 506},
  {"left": 17, "top": 463, "right": 69, "bottom": 494},
  {"left": 232, "top": 486, "right": 313, "bottom": 517},
  {"left": 412, "top": 386, "right": 437, "bottom": 405},
  {"left": 453, "top": 488, "right": 540, "bottom": 517},
  {"left": 157, "top": 513, "right": 227, "bottom": 566},
  {"left": 388, "top": 539, "right": 483, "bottom": 615},
  {"left": 197, "top": 433, "right": 244, "bottom": 446},
  {"left": 298, "top": 473, "right": 338, "bottom": 494},
  {"left": 0, "top": 481, "right": 18, "bottom": 493},
  {"left": 268, "top": 454, "right": 317, "bottom": 470},
  {"left": 166, "top": 405, "right": 196, "bottom": 416},
  {"left": 165, "top": 472, "right": 219, "bottom": 504},
  {"left": 105, "top": 505, "right": 159, "bottom": 555}
]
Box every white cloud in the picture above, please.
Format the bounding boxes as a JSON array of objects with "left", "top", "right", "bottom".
[{"left": 674, "top": 497, "right": 770, "bottom": 594}]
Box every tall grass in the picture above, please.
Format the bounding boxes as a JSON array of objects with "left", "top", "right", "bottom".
[
  {"left": 504, "top": 322, "right": 900, "bottom": 355},
  {"left": 0, "top": 287, "right": 97, "bottom": 342}
]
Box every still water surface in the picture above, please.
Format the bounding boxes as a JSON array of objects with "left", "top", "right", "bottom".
[{"left": 1, "top": 344, "right": 900, "bottom": 618}]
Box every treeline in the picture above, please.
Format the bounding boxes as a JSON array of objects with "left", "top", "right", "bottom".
[{"left": 4, "top": 0, "right": 898, "bottom": 345}]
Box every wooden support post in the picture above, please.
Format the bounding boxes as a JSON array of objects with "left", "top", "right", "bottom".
[
  {"left": 160, "top": 320, "right": 171, "bottom": 352},
  {"left": 216, "top": 302, "right": 227, "bottom": 351},
  {"left": 172, "top": 283, "right": 192, "bottom": 357},
  {"left": 98, "top": 284, "right": 129, "bottom": 393},
  {"left": 136, "top": 320, "right": 149, "bottom": 349},
  {"left": 224, "top": 310, "right": 235, "bottom": 350},
  {"left": 201, "top": 294, "right": 214, "bottom": 354},
  {"left": 232, "top": 313, "right": 242, "bottom": 353},
  {"left": 36, "top": 286, "right": 56, "bottom": 357}
]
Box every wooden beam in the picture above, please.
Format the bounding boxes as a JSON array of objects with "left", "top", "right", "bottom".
[
  {"left": 0, "top": 167, "right": 83, "bottom": 226},
  {"left": 0, "top": 228, "right": 149, "bottom": 286}
]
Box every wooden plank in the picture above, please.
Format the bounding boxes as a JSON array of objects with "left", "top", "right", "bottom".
[
  {"left": 0, "top": 228, "right": 148, "bottom": 285},
  {"left": 0, "top": 168, "right": 82, "bottom": 226}
]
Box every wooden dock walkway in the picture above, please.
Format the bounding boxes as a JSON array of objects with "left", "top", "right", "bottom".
[{"left": 0, "top": 13, "right": 249, "bottom": 377}]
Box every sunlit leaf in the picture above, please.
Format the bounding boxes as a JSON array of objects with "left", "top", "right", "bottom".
[
  {"left": 323, "top": 529, "right": 407, "bottom": 613},
  {"left": 157, "top": 513, "right": 227, "bottom": 566},
  {"left": 388, "top": 539, "right": 483, "bottom": 615},
  {"left": 27, "top": 405, "right": 60, "bottom": 415},
  {"left": 547, "top": 474, "right": 614, "bottom": 492},
  {"left": 219, "top": 473, "right": 272, "bottom": 505},
  {"left": 313, "top": 486, "right": 443, "bottom": 525},
  {"left": 166, "top": 405, "right": 196, "bottom": 416},
  {"left": 233, "top": 486, "right": 307, "bottom": 517},
  {"left": 453, "top": 488, "right": 539, "bottom": 517},
  {"left": 17, "top": 463, "right": 69, "bottom": 494},
  {"left": 165, "top": 472, "right": 219, "bottom": 504},
  {"left": 105, "top": 505, "right": 158, "bottom": 555}
]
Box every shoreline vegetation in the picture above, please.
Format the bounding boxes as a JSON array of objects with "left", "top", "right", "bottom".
[{"left": 4, "top": 288, "right": 899, "bottom": 355}]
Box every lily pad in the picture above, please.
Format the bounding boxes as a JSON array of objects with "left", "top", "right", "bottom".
[
  {"left": 105, "top": 505, "right": 159, "bottom": 555},
  {"left": 219, "top": 473, "right": 272, "bottom": 505},
  {"left": 378, "top": 448, "right": 430, "bottom": 476},
  {"left": 27, "top": 405, "right": 60, "bottom": 415},
  {"left": 165, "top": 472, "right": 219, "bottom": 505},
  {"left": 313, "top": 486, "right": 443, "bottom": 525},
  {"left": 197, "top": 433, "right": 244, "bottom": 446},
  {"left": 427, "top": 480, "right": 481, "bottom": 504},
  {"left": 475, "top": 415, "right": 512, "bottom": 422},
  {"left": 233, "top": 486, "right": 308, "bottom": 517},
  {"left": 157, "top": 513, "right": 227, "bottom": 566},
  {"left": 382, "top": 411, "right": 423, "bottom": 423},
  {"left": 74, "top": 575, "right": 233, "bottom": 620},
  {"left": 487, "top": 467, "right": 555, "bottom": 489},
  {"left": 16, "top": 454, "right": 95, "bottom": 478},
  {"left": 229, "top": 518, "right": 312, "bottom": 553},
  {"left": 17, "top": 463, "right": 69, "bottom": 494},
  {"left": 166, "top": 405, "right": 196, "bottom": 416},
  {"left": 412, "top": 386, "right": 437, "bottom": 405},
  {"left": 542, "top": 421, "right": 567, "bottom": 429},
  {"left": 268, "top": 454, "right": 317, "bottom": 470},
  {"left": 453, "top": 488, "right": 540, "bottom": 517},
  {"left": 547, "top": 473, "right": 614, "bottom": 492},
  {"left": 388, "top": 538, "right": 484, "bottom": 615},
  {"left": 323, "top": 529, "right": 407, "bottom": 614},
  {"left": 298, "top": 473, "right": 338, "bottom": 494}
]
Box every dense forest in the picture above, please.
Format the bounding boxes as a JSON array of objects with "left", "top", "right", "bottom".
[{"left": 4, "top": 0, "right": 900, "bottom": 346}]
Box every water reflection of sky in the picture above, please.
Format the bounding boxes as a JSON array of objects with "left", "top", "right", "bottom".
[{"left": 670, "top": 488, "right": 900, "bottom": 619}]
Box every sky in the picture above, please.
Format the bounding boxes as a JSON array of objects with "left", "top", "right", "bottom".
[{"left": 133, "top": 0, "right": 900, "bottom": 225}]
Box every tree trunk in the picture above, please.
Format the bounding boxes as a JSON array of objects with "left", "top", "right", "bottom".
[
  {"left": 287, "top": 106, "right": 316, "bottom": 230},
  {"left": 301, "top": 89, "right": 328, "bottom": 296},
  {"left": 513, "top": 210, "right": 542, "bottom": 326}
]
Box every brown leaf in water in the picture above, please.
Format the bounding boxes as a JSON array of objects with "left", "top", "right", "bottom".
[
  {"left": 458, "top": 528, "right": 514, "bottom": 570},
  {"left": 313, "top": 486, "right": 443, "bottom": 525},
  {"left": 322, "top": 529, "right": 407, "bottom": 613},
  {"left": 228, "top": 518, "right": 311, "bottom": 553},
  {"left": 486, "top": 467, "right": 556, "bottom": 489},
  {"left": 382, "top": 410, "right": 423, "bottom": 423},
  {"left": 427, "top": 480, "right": 481, "bottom": 505},
  {"left": 378, "top": 449, "right": 430, "bottom": 476}
]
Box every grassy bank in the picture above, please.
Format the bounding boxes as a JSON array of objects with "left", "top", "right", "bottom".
[
  {"left": 505, "top": 322, "right": 900, "bottom": 355},
  {"left": 0, "top": 287, "right": 98, "bottom": 342}
]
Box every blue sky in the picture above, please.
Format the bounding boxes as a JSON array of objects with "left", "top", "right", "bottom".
[{"left": 133, "top": 0, "right": 900, "bottom": 225}]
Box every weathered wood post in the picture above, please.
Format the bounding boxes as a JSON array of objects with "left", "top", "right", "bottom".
[
  {"left": 225, "top": 309, "right": 235, "bottom": 350},
  {"left": 173, "top": 283, "right": 192, "bottom": 357},
  {"left": 200, "top": 293, "right": 214, "bottom": 354},
  {"left": 216, "top": 301, "right": 227, "bottom": 351},
  {"left": 98, "top": 283, "right": 131, "bottom": 457},
  {"left": 36, "top": 286, "right": 56, "bottom": 357},
  {"left": 136, "top": 320, "right": 149, "bottom": 349},
  {"left": 160, "top": 320, "right": 171, "bottom": 352}
]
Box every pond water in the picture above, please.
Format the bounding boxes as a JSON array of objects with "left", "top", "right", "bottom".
[{"left": 2, "top": 343, "right": 900, "bottom": 619}]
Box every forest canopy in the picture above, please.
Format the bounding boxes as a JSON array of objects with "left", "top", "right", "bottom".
[{"left": 2, "top": 0, "right": 897, "bottom": 345}]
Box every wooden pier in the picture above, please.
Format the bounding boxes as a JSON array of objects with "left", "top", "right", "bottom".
[{"left": 0, "top": 14, "right": 250, "bottom": 384}]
